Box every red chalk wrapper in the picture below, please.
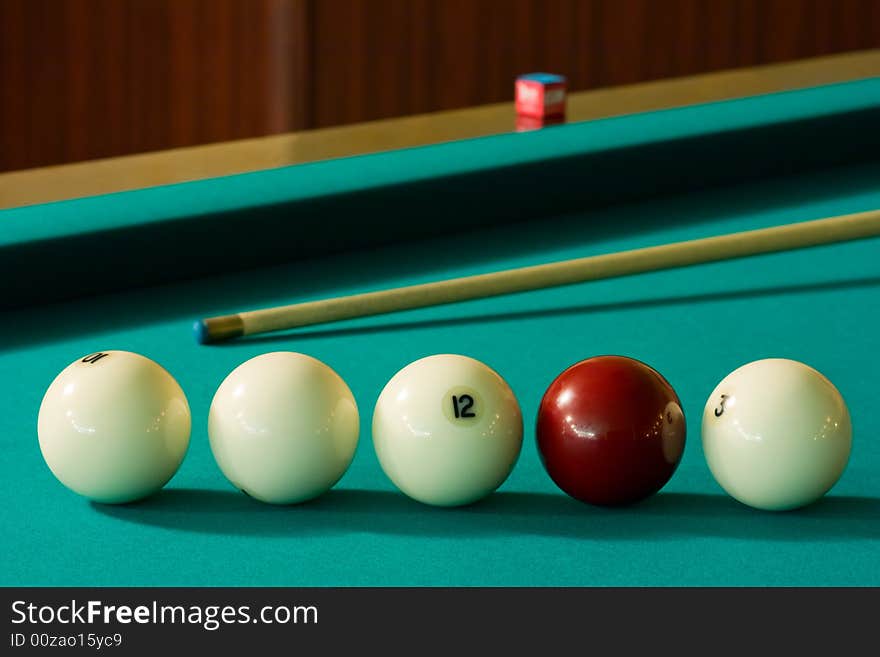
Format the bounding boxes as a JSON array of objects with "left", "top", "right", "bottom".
[{"left": 515, "top": 73, "right": 567, "bottom": 119}]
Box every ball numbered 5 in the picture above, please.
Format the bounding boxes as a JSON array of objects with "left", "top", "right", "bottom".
[
  {"left": 372, "top": 354, "right": 523, "bottom": 507},
  {"left": 37, "top": 351, "right": 191, "bottom": 504}
]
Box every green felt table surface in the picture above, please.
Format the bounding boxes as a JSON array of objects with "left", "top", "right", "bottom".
[{"left": 2, "top": 79, "right": 879, "bottom": 586}]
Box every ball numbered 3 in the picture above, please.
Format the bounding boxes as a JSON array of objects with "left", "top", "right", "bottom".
[
  {"left": 702, "top": 358, "right": 851, "bottom": 511},
  {"left": 372, "top": 354, "right": 523, "bottom": 507}
]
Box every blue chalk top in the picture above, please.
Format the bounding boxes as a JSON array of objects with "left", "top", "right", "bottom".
[{"left": 517, "top": 72, "right": 566, "bottom": 84}]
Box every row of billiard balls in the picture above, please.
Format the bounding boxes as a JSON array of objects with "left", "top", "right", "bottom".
[{"left": 37, "top": 350, "right": 852, "bottom": 512}]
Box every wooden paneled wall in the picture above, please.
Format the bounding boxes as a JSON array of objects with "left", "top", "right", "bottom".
[
  {"left": 2, "top": 0, "right": 879, "bottom": 172},
  {"left": 0, "top": 0, "right": 308, "bottom": 171}
]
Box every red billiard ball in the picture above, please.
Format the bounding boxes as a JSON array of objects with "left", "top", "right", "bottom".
[{"left": 536, "top": 355, "right": 686, "bottom": 506}]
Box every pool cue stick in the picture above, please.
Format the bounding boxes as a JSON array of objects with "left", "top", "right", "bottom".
[{"left": 195, "top": 209, "right": 880, "bottom": 343}]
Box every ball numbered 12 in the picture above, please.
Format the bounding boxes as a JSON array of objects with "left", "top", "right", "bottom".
[
  {"left": 372, "top": 354, "right": 523, "bottom": 507},
  {"left": 702, "top": 358, "right": 852, "bottom": 511},
  {"left": 37, "top": 351, "right": 191, "bottom": 504}
]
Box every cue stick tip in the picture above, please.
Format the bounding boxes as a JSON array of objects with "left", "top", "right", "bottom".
[{"left": 194, "top": 315, "right": 245, "bottom": 344}]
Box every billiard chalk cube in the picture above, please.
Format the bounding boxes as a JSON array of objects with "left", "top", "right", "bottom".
[{"left": 515, "top": 73, "right": 567, "bottom": 118}]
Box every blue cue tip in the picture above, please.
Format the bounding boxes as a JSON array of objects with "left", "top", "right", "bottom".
[
  {"left": 193, "top": 319, "right": 210, "bottom": 344},
  {"left": 193, "top": 315, "right": 245, "bottom": 344}
]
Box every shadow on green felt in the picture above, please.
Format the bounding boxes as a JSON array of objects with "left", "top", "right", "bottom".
[
  {"left": 3, "top": 162, "right": 880, "bottom": 352},
  {"left": 91, "top": 488, "right": 880, "bottom": 541}
]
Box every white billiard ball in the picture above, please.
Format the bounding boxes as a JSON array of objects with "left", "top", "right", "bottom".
[
  {"left": 702, "top": 358, "right": 852, "bottom": 511},
  {"left": 37, "top": 351, "right": 191, "bottom": 504},
  {"left": 208, "top": 352, "right": 359, "bottom": 504},
  {"left": 372, "top": 354, "right": 523, "bottom": 506}
]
